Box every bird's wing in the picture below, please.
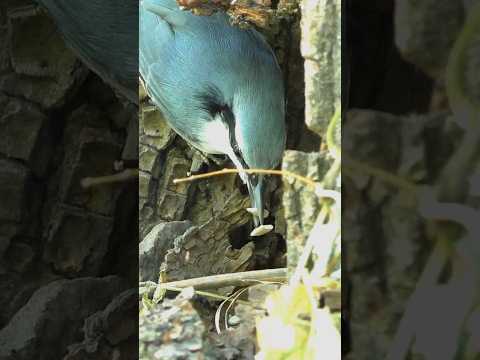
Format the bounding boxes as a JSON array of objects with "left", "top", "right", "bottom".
[
  {"left": 139, "top": 1, "right": 173, "bottom": 94},
  {"left": 140, "top": 0, "right": 229, "bottom": 149},
  {"left": 140, "top": 0, "right": 189, "bottom": 122},
  {"left": 140, "top": 0, "right": 286, "bottom": 160},
  {"left": 35, "top": 0, "right": 138, "bottom": 104}
]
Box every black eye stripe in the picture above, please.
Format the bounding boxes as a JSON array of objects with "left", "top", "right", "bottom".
[
  {"left": 195, "top": 85, "right": 229, "bottom": 116},
  {"left": 194, "top": 84, "right": 250, "bottom": 171}
]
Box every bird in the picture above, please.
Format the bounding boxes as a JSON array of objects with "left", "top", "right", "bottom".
[
  {"left": 140, "top": 0, "right": 286, "bottom": 235},
  {"left": 32, "top": 0, "right": 139, "bottom": 105}
]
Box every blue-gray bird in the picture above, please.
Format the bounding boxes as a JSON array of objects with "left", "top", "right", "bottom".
[
  {"left": 140, "top": 0, "right": 286, "bottom": 233},
  {"left": 33, "top": 0, "right": 138, "bottom": 104}
]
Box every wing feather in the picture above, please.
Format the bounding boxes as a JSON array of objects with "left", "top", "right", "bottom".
[{"left": 36, "top": 0, "right": 138, "bottom": 103}]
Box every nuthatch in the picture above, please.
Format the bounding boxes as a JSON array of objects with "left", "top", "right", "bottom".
[{"left": 140, "top": 0, "right": 286, "bottom": 234}]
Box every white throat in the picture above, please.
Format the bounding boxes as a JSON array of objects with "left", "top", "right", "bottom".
[{"left": 197, "top": 116, "right": 248, "bottom": 184}]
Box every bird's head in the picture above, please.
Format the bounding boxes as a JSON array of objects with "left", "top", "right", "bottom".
[
  {"left": 230, "top": 83, "right": 286, "bottom": 229},
  {"left": 196, "top": 83, "right": 285, "bottom": 229},
  {"left": 194, "top": 33, "right": 286, "bottom": 231}
]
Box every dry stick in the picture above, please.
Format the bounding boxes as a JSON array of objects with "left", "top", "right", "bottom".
[
  {"left": 140, "top": 280, "right": 256, "bottom": 306},
  {"left": 174, "top": 162, "right": 415, "bottom": 198},
  {"left": 158, "top": 285, "right": 258, "bottom": 308},
  {"left": 224, "top": 287, "right": 251, "bottom": 328},
  {"left": 216, "top": 286, "right": 251, "bottom": 334},
  {"left": 344, "top": 155, "right": 417, "bottom": 193},
  {"left": 158, "top": 268, "right": 287, "bottom": 290},
  {"left": 80, "top": 168, "right": 138, "bottom": 189},
  {"left": 174, "top": 168, "right": 318, "bottom": 189}
]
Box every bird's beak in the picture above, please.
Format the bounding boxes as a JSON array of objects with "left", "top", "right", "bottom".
[{"left": 246, "top": 174, "right": 264, "bottom": 227}]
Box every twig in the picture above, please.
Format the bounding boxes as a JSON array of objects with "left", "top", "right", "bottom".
[
  {"left": 80, "top": 169, "right": 138, "bottom": 189},
  {"left": 158, "top": 284, "right": 258, "bottom": 308},
  {"left": 157, "top": 268, "right": 287, "bottom": 290},
  {"left": 344, "top": 155, "right": 417, "bottom": 194},
  {"left": 216, "top": 287, "right": 251, "bottom": 334},
  {"left": 173, "top": 168, "right": 318, "bottom": 188}
]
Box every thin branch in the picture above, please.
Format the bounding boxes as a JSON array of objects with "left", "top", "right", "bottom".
[
  {"left": 80, "top": 169, "right": 138, "bottom": 189},
  {"left": 344, "top": 155, "right": 417, "bottom": 194},
  {"left": 173, "top": 168, "right": 318, "bottom": 189},
  {"left": 157, "top": 268, "right": 287, "bottom": 290},
  {"left": 160, "top": 285, "right": 258, "bottom": 308}
]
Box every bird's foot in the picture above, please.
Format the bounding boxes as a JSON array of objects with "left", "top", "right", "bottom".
[{"left": 193, "top": 150, "right": 228, "bottom": 168}]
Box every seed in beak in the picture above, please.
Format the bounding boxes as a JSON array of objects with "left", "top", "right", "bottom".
[{"left": 250, "top": 224, "right": 273, "bottom": 237}]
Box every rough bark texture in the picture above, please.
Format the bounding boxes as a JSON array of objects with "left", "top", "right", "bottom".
[
  {"left": 282, "top": 0, "right": 340, "bottom": 272},
  {"left": 282, "top": 150, "right": 333, "bottom": 270},
  {"left": 0, "top": 277, "right": 127, "bottom": 360},
  {"left": 140, "top": 289, "right": 217, "bottom": 359},
  {"left": 138, "top": 0, "right": 326, "bottom": 358},
  {"left": 0, "top": 2, "right": 137, "bottom": 358},
  {"left": 344, "top": 0, "right": 480, "bottom": 358},
  {"left": 301, "top": 0, "right": 341, "bottom": 135},
  {"left": 344, "top": 110, "right": 458, "bottom": 358},
  {"left": 395, "top": 0, "right": 464, "bottom": 78}
]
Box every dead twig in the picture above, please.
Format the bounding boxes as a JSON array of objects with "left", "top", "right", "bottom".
[
  {"left": 157, "top": 268, "right": 287, "bottom": 290},
  {"left": 80, "top": 168, "right": 138, "bottom": 189},
  {"left": 174, "top": 167, "right": 317, "bottom": 188}
]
